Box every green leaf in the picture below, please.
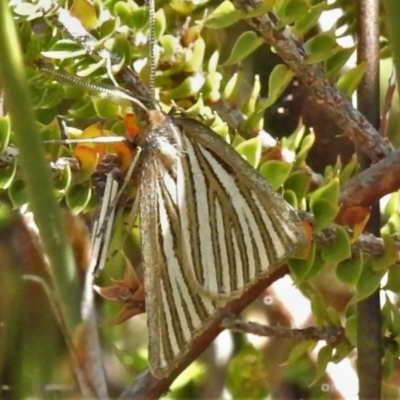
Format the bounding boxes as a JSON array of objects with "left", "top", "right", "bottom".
[
  {"left": 0, "top": 157, "right": 17, "bottom": 189},
  {"left": 382, "top": 295, "right": 400, "bottom": 337},
  {"left": 241, "top": 110, "right": 264, "bottom": 132},
  {"left": 166, "top": 74, "right": 205, "bottom": 99},
  {"left": 222, "top": 31, "right": 263, "bottom": 66},
  {"left": 326, "top": 46, "right": 356, "bottom": 78},
  {"left": 310, "top": 178, "right": 340, "bottom": 231},
  {"left": 129, "top": 8, "right": 149, "bottom": 30},
  {"left": 170, "top": 0, "right": 206, "bottom": 14},
  {"left": 261, "top": 64, "right": 294, "bottom": 109},
  {"left": 241, "top": 0, "right": 274, "bottom": 18},
  {"left": 382, "top": 346, "right": 397, "bottom": 378},
  {"left": 41, "top": 40, "right": 87, "bottom": 59},
  {"left": 339, "top": 154, "right": 357, "bottom": 186},
  {"left": 160, "top": 35, "right": 179, "bottom": 62},
  {"left": 337, "top": 62, "right": 367, "bottom": 97},
  {"left": 288, "top": 245, "right": 316, "bottom": 283},
  {"left": 345, "top": 314, "right": 357, "bottom": 346},
  {"left": 309, "top": 289, "right": 330, "bottom": 325},
  {"left": 311, "top": 199, "right": 338, "bottom": 232},
  {"left": 286, "top": 340, "right": 317, "bottom": 365},
  {"left": 384, "top": 192, "right": 400, "bottom": 218},
  {"left": 40, "top": 119, "right": 62, "bottom": 161},
  {"left": 184, "top": 37, "right": 206, "bottom": 73},
  {"left": 259, "top": 160, "right": 293, "bottom": 190},
  {"left": 227, "top": 345, "right": 268, "bottom": 400},
  {"left": 69, "top": 98, "right": 97, "bottom": 119},
  {"left": 9, "top": 179, "right": 29, "bottom": 208},
  {"left": 276, "top": 0, "right": 308, "bottom": 25},
  {"left": 92, "top": 98, "right": 121, "bottom": 119},
  {"left": 204, "top": 1, "right": 240, "bottom": 29},
  {"left": 54, "top": 164, "right": 72, "bottom": 196},
  {"left": 385, "top": 267, "right": 400, "bottom": 293},
  {"left": 332, "top": 341, "right": 353, "bottom": 363},
  {"left": 310, "top": 178, "right": 340, "bottom": 208},
  {"left": 0, "top": 116, "right": 11, "bottom": 154},
  {"left": 293, "top": 3, "right": 326, "bottom": 36},
  {"left": 311, "top": 345, "right": 333, "bottom": 385},
  {"left": 295, "top": 131, "right": 315, "bottom": 165},
  {"left": 76, "top": 59, "right": 106, "bottom": 77},
  {"left": 114, "top": 1, "right": 137, "bottom": 25},
  {"left": 202, "top": 70, "right": 223, "bottom": 101},
  {"left": 40, "top": 83, "right": 64, "bottom": 109},
  {"left": 223, "top": 69, "right": 244, "bottom": 102},
  {"left": 282, "top": 124, "right": 306, "bottom": 152},
  {"left": 321, "top": 226, "right": 351, "bottom": 263},
  {"left": 12, "top": 2, "right": 40, "bottom": 17},
  {"left": 305, "top": 31, "right": 340, "bottom": 64},
  {"left": 155, "top": 8, "right": 167, "bottom": 39},
  {"left": 66, "top": 183, "right": 92, "bottom": 214},
  {"left": 283, "top": 189, "right": 299, "bottom": 209},
  {"left": 242, "top": 76, "right": 261, "bottom": 115},
  {"left": 13, "top": 1, "right": 38, "bottom": 16},
  {"left": 284, "top": 170, "right": 311, "bottom": 201},
  {"left": 371, "top": 234, "right": 398, "bottom": 272},
  {"left": 170, "top": 362, "right": 206, "bottom": 391},
  {"left": 96, "top": 18, "right": 119, "bottom": 46},
  {"left": 391, "top": 305, "right": 400, "bottom": 338},
  {"left": 70, "top": 0, "right": 98, "bottom": 31},
  {"left": 336, "top": 252, "right": 363, "bottom": 286},
  {"left": 352, "top": 261, "right": 385, "bottom": 303},
  {"left": 105, "top": 36, "right": 130, "bottom": 67},
  {"left": 235, "top": 136, "right": 262, "bottom": 168},
  {"left": 304, "top": 249, "right": 326, "bottom": 280},
  {"left": 326, "top": 306, "right": 342, "bottom": 327}
]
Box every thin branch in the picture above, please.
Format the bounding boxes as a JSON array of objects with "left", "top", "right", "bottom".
[
  {"left": 221, "top": 318, "right": 344, "bottom": 343},
  {"left": 356, "top": 0, "right": 382, "bottom": 398},
  {"left": 232, "top": 0, "right": 392, "bottom": 162},
  {"left": 340, "top": 146, "right": 400, "bottom": 209}
]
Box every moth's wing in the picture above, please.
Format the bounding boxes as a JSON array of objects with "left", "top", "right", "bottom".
[
  {"left": 175, "top": 117, "right": 305, "bottom": 299},
  {"left": 139, "top": 140, "right": 217, "bottom": 379}
]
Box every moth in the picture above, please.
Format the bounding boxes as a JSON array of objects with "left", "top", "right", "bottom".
[
  {"left": 42, "top": 62, "right": 305, "bottom": 377},
  {"left": 139, "top": 112, "right": 305, "bottom": 378}
]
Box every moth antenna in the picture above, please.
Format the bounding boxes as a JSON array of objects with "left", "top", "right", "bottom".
[{"left": 147, "top": 0, "right": 156, "bottom": 102}]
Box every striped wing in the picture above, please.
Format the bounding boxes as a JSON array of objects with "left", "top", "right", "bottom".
[
  {"left": 175, "top": 117, "right": 304, "bottom": 297},
  {"left": 139, "top": 116, "right": 305, "bottom": 378},
  {"left": 140, "top": 119, "right": 218, "bottom": 378}
]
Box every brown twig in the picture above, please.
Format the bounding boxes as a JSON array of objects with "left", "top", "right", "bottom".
[
  {"left": 221, "top": 318, "right": 344, "bottom": 343},
  {"left": 232, "top": 0, "right": 392, "bottom": 162},
  {"left": 340, "top": 146, "right": 400, "bottom": 209},
  {"left": 356, "top": 1, "right": 382, "bottom": 398}
]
